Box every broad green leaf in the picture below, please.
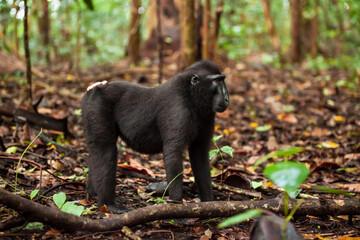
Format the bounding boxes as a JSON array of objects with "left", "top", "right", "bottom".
[
  {"left": 53, "top": 192, "right": 66, "bottom": 209},
  {"left": 30, "top": 189, "right": 39, "bottom": 200},
  {"left": 255, "top": 125, "right": 271, "bottom": 132},
  {"left": 217, "top": 209, "right": 263, "bottom": 228},
  {"left": 288, "top": 189, "right": 302, "bottom": 198},
  {"left": 61, "top": 202, "right": 84, "bottom": 216},
  {"left": 273, "top": 147, "right": 304, "bottom": 158},
  {"left": 220, "top": 146, "right": 233, "bottom": 158},
  {"left": 250, "top": 181, "right": 262, "bottom": 189},
  {"left": 264, "top": 161, "right": 309, "bottom": 194},
  {"left": 312, "top": 186, "right": 355, "bottom": 196},
  {"left": 5, "top": 146, "right": 17, "bottom": 154},
  {"left": 212, "top": 135, "right": 223, "bottom": 142},
  {"left": 24, "top": 222, "right": 44, "bottom": 230},
  {"left": 254, "top": 147, "right": 305, "bottom": 168},
  {"left": 209, "top": 149, "right": 220, "bottom": 159}
]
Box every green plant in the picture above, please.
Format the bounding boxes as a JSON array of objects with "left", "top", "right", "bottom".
[
  {"left": 53, "top": 192, "right": 84, "bottom": 216},
  {"left": 147, "top": 171, "right": 184, "bottom": 204},
  {"left": 218, "top": 147, "right": 309, "bottom": 239},
  {"left": 209, "top": 135, "right": 233, "bottom": 160},
  {"left": 14, "top": 129, "right": 43, "bottom": 194}
]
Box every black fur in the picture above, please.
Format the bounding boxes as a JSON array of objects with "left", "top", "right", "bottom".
[{"left": 82, "top": 60, "right": 229, "bottom": 212}]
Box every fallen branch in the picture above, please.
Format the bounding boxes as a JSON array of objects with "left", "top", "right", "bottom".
[
  {"left": 0, "top": 187, "right": 359, "bottom": 233},
  {"left": 0, "top": 105, "right": 71, "bottom": 138}
]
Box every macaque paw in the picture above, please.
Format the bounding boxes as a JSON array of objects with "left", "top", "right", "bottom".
[{"left": 87, "top": 80, "right": 108, "bottom": 91}]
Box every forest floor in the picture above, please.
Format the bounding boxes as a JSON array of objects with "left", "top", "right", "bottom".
[{"left": 0, "top": 58, "right": 360, "bottom": 239}]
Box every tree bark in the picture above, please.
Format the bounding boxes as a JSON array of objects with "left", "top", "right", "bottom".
[
  {"left": 127, "top": 0, "right": 142, "bottom": 65},
  {"left": 202, "top": 0, "right": 211, "bottom": 59},
  {"left": 261, "top": 0, "right": 281, "bottom": 52},
  {"left": 24, "top": 0, "right": 33, "bottom": 107},
  {"left": 156, "top": 0, "right": 163, "bottom": 84},
  {"left": 184, "top": 0, "right": 196, "bottom": 67},
  {"left": 208, "top": 0, "right": 223, "bottom": 61},
  {"left": 289, "top": 0, "right": 302, "bottom": 63},
  {"left": 38, "top": 0, "right": 50, "bottom": 64}
]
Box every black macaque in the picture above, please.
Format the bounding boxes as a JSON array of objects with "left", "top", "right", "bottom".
[{"left": 81, "top": 60, "right": 230, "bottom": 213}]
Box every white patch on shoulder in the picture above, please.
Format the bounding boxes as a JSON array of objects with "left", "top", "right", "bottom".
[{"left": 87, "top": 80, "right": 108, "bottom": 91}]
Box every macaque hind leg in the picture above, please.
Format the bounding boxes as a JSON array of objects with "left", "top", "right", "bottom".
[
  {"left": 87, "top": 141, "right": 117, "bottom": 207},
  {"left": 189, "top": 140, "right": 213, "bottom": 202},
  {"left": 163, "top": 145, "right": 184, "bottom": 203}
]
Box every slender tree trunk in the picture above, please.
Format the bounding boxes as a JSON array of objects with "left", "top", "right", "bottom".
[
  {"left": 202, "top": 0, "right": 211, "bottom": 59},
  {"left": 289, "top": 0, "right": 302, "bottom": 63},
  {"left": 176, "top": 0, "right": 186, "bottom": 69},
  {"left": 184, "top": 0, "right": 196, "bottom": 67},
  {"left": 127, "top": 0, "right": 142, "bottom": 65},
  {"left": 310, "top": 0, "right": 319, "bottom": 58},
  {"left": 24, "top": 0, "right": 33, "bottom": 107},
  {"left": 261, "top": 0, "right": 281, "bottom": 52},
  {"left": 156, "top": 0, "right": 163, "bottom": 83},
  {"left": 208, "top": 0, "right": 223, "bottom": 61},
  {"left": 38, "top": 0, "right": 50, "bottom": 65},
  {"left": 195, "top": 0, "right": 202, "bottom": 61}
]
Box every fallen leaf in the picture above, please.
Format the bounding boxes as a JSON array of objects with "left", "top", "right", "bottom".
[
  {"left": 333, "top": 115, "right": 344, "bottom": 122},
  {"left": 277, "top": 113, "right": 298, "bottom": 124}
]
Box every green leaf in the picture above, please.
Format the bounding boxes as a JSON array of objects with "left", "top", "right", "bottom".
[
  {"left": 5, "top": 146, "right": 17, "bottom": 154},
  {"left": 74, "top": 109, "right": 82, "bottom": 116},
  {"left": 217, "top": 209, "right": 263, "bottom": 228},
  {"left": 273, "top": 147, "right": 304, "bottom": 158},
  {"left": 30, "top": 189, "right": 39, "bottom": 200},
  {"left": 264, "top": 161, "right": 309, "bottom": 193},
  {"left": 255, "top": 125, "right": 271, "bottom": 132},
  {"left": 24, "top": 222, "right": 44, "bottom": 230},
  {"left": 312, "top": 186, "right": 355, "bottom": 196},
  {"left": 253, "top": 147, "right": 305, "bottom": 168},
  {"left": 220, "top": 146, "right": 233, "bottom": 158},
  {"left": 250, "top": 181, "right": 263, "bottom": 189},
  {"left": 61, "top": 202, "right": 84, "bottom": 216},
  {"left": 209, "top": 149, "right": 220, "bottom": 159},
  {"left": 53, "top": 192, "right": 66, "bottom": 209},
  {"left": 212, "top": 135, "right": 223, "bottom": 142},
  {"left": 288, "top": 189, "right": 302, "bottom": 198}
]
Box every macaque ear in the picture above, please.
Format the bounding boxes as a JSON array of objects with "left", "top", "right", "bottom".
[{"left": 191, "top": 74, "right": 200, "bottom": 85}]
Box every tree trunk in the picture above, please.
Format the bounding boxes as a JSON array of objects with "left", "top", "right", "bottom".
[
  {"left": 38, "top": 0, "right": 50, "bottom": 65},
  {"left": 24, "top": 0, "right": 33, "bottom": 107},
  {"left": 184, "top": 0, "right": 196, "bottom": 68},
  {"left": 208, "top": 0, "right": 223, "bottom": 61},
  {"left": 332, "top": 0, "right": 344, "bottom": 56},
  {"left": 195, "top": 0, "right": 202, "bottom": 61},
  {"left": 202, "top": 0, "right": 211, "bottom": 59},
  {"left": 156, "top": 0, "right": 163, "bottom": 83},
  {"left": 289, "top": 0, "right": 302, "bottom": 63},
  {"left": 261, "top": 0, "right": 281, "bottom": 52},
  {"left": 127, "top": 0, "right": 142, "bottom": 65}
]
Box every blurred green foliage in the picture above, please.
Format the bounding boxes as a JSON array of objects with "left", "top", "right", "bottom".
[{"left": 1, "top": 0, "right": 359, "bottom": 72}]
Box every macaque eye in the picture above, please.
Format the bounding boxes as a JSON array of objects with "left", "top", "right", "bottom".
[{"left": 191, "top": 74, "right": 200, "bottom": 85}]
